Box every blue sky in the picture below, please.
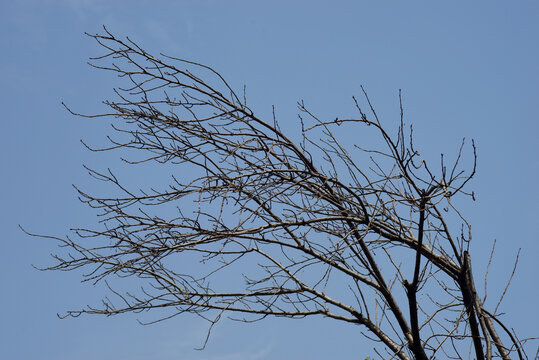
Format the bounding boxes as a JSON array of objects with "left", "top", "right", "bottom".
[{"left": 1, "top": 1, "right": 538, "bottom": 359}]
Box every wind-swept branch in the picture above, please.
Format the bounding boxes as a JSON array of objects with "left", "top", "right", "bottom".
[{"left": 29, "top": 28, "right": 532, "bottom": 359}]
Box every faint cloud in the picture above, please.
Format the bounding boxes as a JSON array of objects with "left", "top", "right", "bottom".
[
  {"left": 4, "top": 2, "right": 48, "bottom": 49},
  {"left": 145, "top": 19, "right": 170, "bottom": 39},
  {"left": 64, "top": 0, "right": 106, "bottom": 20},
  {"left": 189, "top": 343, "right": 274, "bottom": 360},
  {"left": 145, "top": 19, "right": 175, "bottom": 46},
  {"left": 143, "top": 17, "right": 193, "bottom": 56},
  {"left": 62, "top": 0, "right": 123, "bottom": 34}
]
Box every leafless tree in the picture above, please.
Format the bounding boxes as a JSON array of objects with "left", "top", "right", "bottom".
[{"left": 28, "top": 28, "right": 535, "bottom": 359}]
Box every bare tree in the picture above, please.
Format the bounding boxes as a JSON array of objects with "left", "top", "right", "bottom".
[{"left": 28, "top": 28, "right": 534, "bottom": 359}]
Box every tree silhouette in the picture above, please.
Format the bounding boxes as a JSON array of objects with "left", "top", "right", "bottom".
[{"left": 28, "top": 28, "right": 532, "bottom": 359}]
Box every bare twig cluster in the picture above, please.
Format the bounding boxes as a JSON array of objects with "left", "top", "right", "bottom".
[{"left": 29, "top": 28, "right": 533, "bottom": 359}]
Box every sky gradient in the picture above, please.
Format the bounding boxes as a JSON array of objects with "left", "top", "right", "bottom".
[{"left": 1, "top": 1, "right": 538, "bottom": 359}]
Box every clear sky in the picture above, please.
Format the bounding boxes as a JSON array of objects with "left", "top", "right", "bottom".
[{"left": 1, "top": 1, "right": 538, "bottom": 359}]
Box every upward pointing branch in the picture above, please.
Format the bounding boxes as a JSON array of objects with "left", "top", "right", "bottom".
[{"left": 404, "top": 193, "right": 428, "bottom": 360}]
